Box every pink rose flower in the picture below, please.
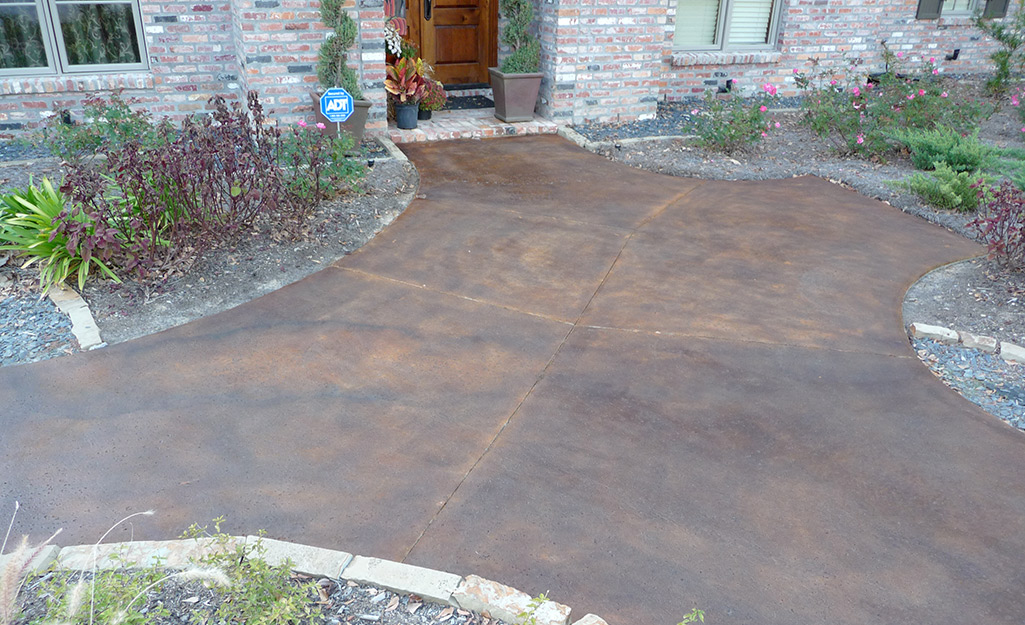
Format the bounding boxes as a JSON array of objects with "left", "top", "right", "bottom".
[
  {"left": 933, "top": 69, "right": 939, "bottom": 75},
  {"left": 830, "top": 79, "right": 838, "bottom": 86},
  {"left": 793, "top": 68, "right": 799, "bottom": 74},
  {"left": 297, "top": 119, "right": 307, "bottom": 127},
  {"left": 896, "top": 51, "right": 903, "bottom": 58},
  {"left": 907, "top": 94, "right": 915, "bottom": 100},
  {"left": 759, "top": 105, "right": 768, "bottom": 112},
  {"left": 918, "top": 89, "right": 926, "bottom": 96},
  {"left": 774, "top": 121, "right": 781, "bottom": 128},
  {"left": 690, "top": 109, "right": 699, "bottom": 115},
  {"left": 929, "top": 57, "right": 935, "bottom": 63},
  {"left": 761, "top": 131, "right": 768, "bottom": 137},
  {"left": 852, "top": 86, "right": 860, "bottom": 96},
  {"left": 940, "top": 92, "right": 948, "bottom": 98},
  {"left": 856, "top": 134, "right": 865, "bottom": 145}
]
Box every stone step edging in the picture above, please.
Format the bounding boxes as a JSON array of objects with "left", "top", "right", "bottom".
[
  {"left": 4, "top": 536, "right": 608, "bottom": 625},
  {"left": 908, "top": 322, "right": 1025, "bottom": 364}
]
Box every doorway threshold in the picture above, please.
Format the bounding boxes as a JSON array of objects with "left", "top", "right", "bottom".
[{"left": 385, "top": 107, "right": 559, "bottom": 144}]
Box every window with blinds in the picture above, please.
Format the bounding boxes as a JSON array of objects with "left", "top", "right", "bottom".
[
  {"left": 673, "top": 0, "right": 779, "bottom": 49},
  {"left": 941, "top": 0, "right": 975, "bottom": 12}
]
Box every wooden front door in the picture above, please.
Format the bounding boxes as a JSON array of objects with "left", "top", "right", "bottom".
[{"left": 408, "top": 0, "right": 496, "bottom": 85}]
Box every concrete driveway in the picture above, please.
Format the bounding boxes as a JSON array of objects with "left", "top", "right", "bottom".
[{"left": 2, "top": 136, "right": 1023, "bottom": 625}]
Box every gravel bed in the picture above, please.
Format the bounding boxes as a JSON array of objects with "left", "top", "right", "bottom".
[
  {"left": 0, "top": 139, "right": 51, "bottom": 162},
  {"left": 571, "top": 97, "right": 803, "bottom": 142},
  {"left": 913, "top": 337, "right": 1025, "bottom": 430},
  {"left": 0, "top": 268, "right": 77, "bottom": 367},
  {"left": 15, "top": 569, "right": 510, "bottom": 625}
]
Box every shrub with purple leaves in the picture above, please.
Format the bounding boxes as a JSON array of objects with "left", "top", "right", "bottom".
[
  {"left": 970, "top": 180, "right": 1025, "bottom": 271},
  {"left": 59, "top": 92, "right": 364, "bottom": 283}
]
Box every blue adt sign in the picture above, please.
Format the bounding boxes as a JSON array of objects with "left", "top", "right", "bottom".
[{"left": 320, "top": 88, "right": 354, "bottom": 123}]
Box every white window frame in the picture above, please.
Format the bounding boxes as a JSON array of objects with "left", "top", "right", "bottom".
[
  {"left": 941, "top": 0, "right": 979, "bottom": 15},
  {"left": 0, "top": 0, "right": 148, "bottom": 77},
  {"left": 673, "top": 0, "right": 783, "bottom": 52}
]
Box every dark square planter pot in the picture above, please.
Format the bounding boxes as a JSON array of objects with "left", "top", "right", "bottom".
[{"left": 489, "top": 68, "right": 542, "bottom": 123}]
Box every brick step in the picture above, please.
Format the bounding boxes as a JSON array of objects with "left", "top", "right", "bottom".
[{"left": 385, "top": 108, "right": 558, "bottom": 144}]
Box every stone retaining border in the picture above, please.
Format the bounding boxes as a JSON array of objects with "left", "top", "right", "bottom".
[
  {"left": 908, "top": 322, "right": 1025, "bottom": 365},
  {"left": 2, "top": 537, "right": 606, "bottom": 625},
  {"left": 47, "top": 284, "right": 104, "bottom": 351}
]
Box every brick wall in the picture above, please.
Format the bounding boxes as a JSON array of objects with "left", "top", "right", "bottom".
[
  {"left": 660, "top": 0, "right": 1013, "bottom": 102},
  {"left": 0, "top": 0, "right": 384, "bottom": 133},
  {"left": 536, "top": 0, "right": 667, "bottom": 122}
]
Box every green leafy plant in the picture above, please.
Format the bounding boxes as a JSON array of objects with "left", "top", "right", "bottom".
[
  {"left": 678, "top": 607, "right": 706, "bottom": 624},
  {"left": 498, "top": 0, "right": 540, "bottom": 73},
  {"left": 974, "top": 0, "right": 1025, "bottom": 94},
  {"left": 385, "top": 57, "right": 428, "bottom": 103},
  {"left": 279, "top": 120, "right": 366, "bottom": 202},
  {"left": 885, "top": 125, "right": 993, "bottom": 172},
  {"left": 182, "top": 518, "right": 320, "bottom": 625},
  {"left": 36, "top": 91, "right": 160, "bottom": 164},
  {"left": 689, "top": 83, "right": 779, "bottom": 154},
  {"left": 794, "top": 49, "right": 994, "bottom": 158},
  {"left": 316, "top": 0, "right": 363, "bottom": 99},
  {"left": 970, "top": 179, "right": 1025, "bottom": 270},
  {"left": 517, "top": 591, "right": 548, "bottom": 625},
  {"left": 0, "top": 177, "right": 120, "bottom": 292},
  {"left": 899, "top": 162, "right": 995, "bottom": 211},
  {"left": 419, "top": 78, "right": 448, "bottom": 112}
]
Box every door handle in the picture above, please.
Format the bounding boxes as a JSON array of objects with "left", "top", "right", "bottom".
[{"left": 424, "top": 0, "right": 432, "bottom": 21}]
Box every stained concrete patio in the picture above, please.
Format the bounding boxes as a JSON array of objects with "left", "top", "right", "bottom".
[{"left": 2, "top": 136, "right": 1023, "bottom": 625}]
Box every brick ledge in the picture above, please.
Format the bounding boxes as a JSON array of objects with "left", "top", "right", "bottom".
[
  {"left": 670, "top": 50, "right": 782, "bottom": 67},
  {"left": 1, "top": 72, "right": 155, "bottom": 96}
]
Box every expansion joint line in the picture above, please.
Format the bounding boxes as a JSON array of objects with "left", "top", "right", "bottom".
[{"left": 401, "top": 182, "right": 706, "bottom": 561}]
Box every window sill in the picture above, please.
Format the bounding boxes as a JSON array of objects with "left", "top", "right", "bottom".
[
  {"left": 670, "top": 50, "right": 782, "bottom": 67},
  {"left": 1, "top": 72, "right": 155, "bottom": 96}
]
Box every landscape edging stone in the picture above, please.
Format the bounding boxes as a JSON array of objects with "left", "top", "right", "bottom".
[
  {"left": 31, "top": 538, "right": 587, "bottom": 625},
  {"left": 908, "top": 321, "right": 1025, "bottom": 361}
]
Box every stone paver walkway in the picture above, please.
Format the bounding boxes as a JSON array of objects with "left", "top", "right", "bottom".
[{"left": 2, "top": 136, "right": 1023, "bottom": 625}]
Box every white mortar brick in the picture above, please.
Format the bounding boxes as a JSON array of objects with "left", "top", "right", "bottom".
[
  {"left": 1000, "top": 341, "right": 1025, "bottom": 364},
  {"left": 572, "top": 615, "right": 609, "bottom": 625},
  {"left": 341, "top": 556, "right": 462, "bottom": 605},
  {"left": 909, "top": 322, "right": 958, "bottom": 344},
  {"left": 247, "top": 536, "right": 352, "bottom": 578}
]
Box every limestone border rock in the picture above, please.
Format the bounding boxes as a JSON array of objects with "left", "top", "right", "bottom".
[{"left": 25, "top": 537, "right": 598, "bottom": 625}]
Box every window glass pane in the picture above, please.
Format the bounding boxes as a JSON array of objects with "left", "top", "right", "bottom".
[
  {"left": 0, "top": 4, "right": 49, "bottom": 69},
  {"left": 674, "top": 0, "right": 721, "bottom": 47},
  {"left": 56, "top": 2, "right": 141, "bottom": 66},
  {"left": 727, "top": 0, "right": 774, "bottom": 45},
  {"left": 942, "top": 0, "right": 973, "bottom": 11}
]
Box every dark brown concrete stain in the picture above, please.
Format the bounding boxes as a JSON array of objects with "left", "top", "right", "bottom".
[{"left": 2, "top": 136, "right": 1022, "bottom": 625}]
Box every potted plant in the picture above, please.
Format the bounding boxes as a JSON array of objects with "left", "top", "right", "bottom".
[
  {"left": 310, "top": 0, "right": 371, "bottom": 144},
  {"left": 489, "top": 0, "right": 542, "bottom": 122},
  {"left": 418, "top": 78, "right": 447, "bottom": 120},
  {"left": 385, "top": 57, "right": 427, "bottom": 129}
]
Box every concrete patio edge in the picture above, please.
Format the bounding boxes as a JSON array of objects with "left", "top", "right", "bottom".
[{"left": 3, "top": 537, "right": 606, "bottom": 625}]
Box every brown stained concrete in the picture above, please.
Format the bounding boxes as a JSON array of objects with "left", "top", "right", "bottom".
[{"left": 1, "top": 135, "right": 1023, "bottom": 625}]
